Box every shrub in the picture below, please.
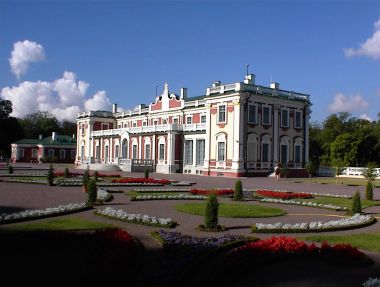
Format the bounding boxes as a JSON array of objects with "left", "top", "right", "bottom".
[
  {"left": 87, "top": 179, "right": 97, "bottom": 206},
  {"left": 93, "top": 170, "right": 99, "bottom": 182},
  {"left": 234, "top": 180, "right": 243, "bottom": 201},
  {"left": 64, "top": 167, "right": 70, "bottom": 178},
  {"left": 8, "top": 165, "right": 13, "bottom": 174},
  {"left": 83, "top": 168, "right": 90, "bottom": 191},
  {"left": 144, "top": 167, "right": 149, "bottom": 179},
  {"left": 365, "top": 180, "right": 374, "bottom": 201},
  {"left": 351, "top": 190, "right": 362, "bottom": 214},
  {"left": 47, "top": 164, "right": 54, "bottom": 186},
  {"left": 205, "top": 193, "right": 219, "bottom": 229}
]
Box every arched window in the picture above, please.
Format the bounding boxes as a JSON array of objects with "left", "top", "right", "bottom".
[
  {"left": 131, "top": 138, "right": 138, "bottom": 159},
  {"left": 158, "top": 137, "right": 166, "bottom": 160},
  {"left": 216, "top": 133, "right": 227, "bottom": 162},
  {"left": 261, "top": 135, "right": 271, "bottom": 163},
  {"left": 294, "top": 137, "right": 303, "bottom": 167},
  {"left": 280, "top": 136, "right": 290, "bottom": 166},
  {"left": 122, "top": 138, "right": 128, "bottom": 159},
  {"left": 144, "top": 137, "right": 151, "bottom": 160}
]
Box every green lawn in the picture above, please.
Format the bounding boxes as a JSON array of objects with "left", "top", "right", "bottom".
[
  {"left": 300, "top": 232, "right": 380, "bottom": 253},
  {"left": 3, "top": 216, "right": 116, "bottom": 231},
  {"left": 297, "top": 197, "right": 380, "bottom": 210},
  {"left": 175, "top": 202, "right": 286, "bottom": 218},
  {"left": 291, "top": 177, "right": 380, "bottom": 187}
]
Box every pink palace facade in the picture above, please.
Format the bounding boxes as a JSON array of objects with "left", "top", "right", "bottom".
[{"left": 76, "top": 74, "right": 311, "bottom": 177}]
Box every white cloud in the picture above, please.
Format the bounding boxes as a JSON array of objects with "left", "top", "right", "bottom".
[
  {"left": 344, "top": 17, "right": 380, "bottom": 60},
  {"left": 9, "top": 40, "right": 46, "bottom": 79},
  {"left": 1, "top": 71, "right": 116, "bottom": 121},
  {"left": 359, "top": 114, "right": 372, "bottom": 121},
  {"left": 328, "top": 93, "right": 368, "bottom": 113}
]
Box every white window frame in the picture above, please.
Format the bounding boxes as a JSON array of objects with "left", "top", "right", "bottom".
[
  {"left": 294, "top": 110, "right": 303, "bottom": 129},
  {"left": 281, "top": 108, "right": 290, "bottom": 128},
  {"left": 60, "top": 149, "right": 66, "bottom": 159},
  {"left": 184, "top": 140, "right": 193, "bottom": 165},
  {"left": 200, "top": 114, "right": 206, "bottom": 123},
  {"left": 142, "top": 121, "right": 147, "bottom": 127},
  {"left": 217, "top": 104, "right": 227, "bottom": 124},
  {"left": 132, "top": 121, "right": 137, "bottom": 128},
  {"left": 196, "top": 139, "right": 205, "bottom": 166},
  {"left": 173, "top": 117, "right": 179, "bottom": 124},
  {"left": 262, "top": 105, "right": 272, "bottom": 126},
  {"left": 159, "top": 143, "right": 165, "bottom": 160},
  {"left": 247, "top": 134, "right": 258, "bottom": 167},
  {"left": 248, "top": 103, "right": 258, "bottom": 124},
  {"left": 101, "top": 123, "right": 110, "bottom": 130},
  {"left": 186, "top": 116, "right": 192, "bottom": 125},
  {"left": 81, "top": 124, "right": 85, "bottom": 135},
  {"left": 145, "top": 144, "right": 151, "bottom": 160},
  {"left": 153, "top": 120, "right": 158, "bottom": 126}
]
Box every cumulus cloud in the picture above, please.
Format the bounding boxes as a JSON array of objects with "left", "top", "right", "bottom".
[
  {"left": 1, "top": 71, "right": 116, "bottom": 121},
  {"left": 359, "top": 114, "right": 372, "bottom": 121},
  {"left": 328, "top": 93, "right": 368, "bottom": 113},
  {"left": 9, "top": 40, "right": 46, "bottom": 79},
  {"left": 344, "top": 17, "right": 380, "bottom": 60}
]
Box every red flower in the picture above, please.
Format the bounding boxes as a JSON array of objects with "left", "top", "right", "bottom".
[
  {"left": 256, "top": 189, "right": 313, "bottom": 199},
  {"left": 112, "top": 177, "right": 171, "bottom": 184},
  {"left": 190, "top": 188, "right": 234, "bottom": 196}
]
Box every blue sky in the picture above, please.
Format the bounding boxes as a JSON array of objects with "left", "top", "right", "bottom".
[{"left": 0, "top": 0, "right": 379, "bottom": 123}]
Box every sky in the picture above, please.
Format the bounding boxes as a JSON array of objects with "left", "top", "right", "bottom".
[{"left": 0, "top": 0, "right": 379, "bottom": 123}]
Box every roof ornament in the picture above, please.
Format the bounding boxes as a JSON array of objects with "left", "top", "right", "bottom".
[{"left": 163, "top": 82, "right": 169, "bottom": 97}]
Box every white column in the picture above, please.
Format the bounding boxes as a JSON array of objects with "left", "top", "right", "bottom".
[
  {"left": 152, "top": 134, "right": 156, "bottom": 163},
  {"left": 232, "top": 98, "right": 244, "bottom": 171},
  {"left": 167, "top": 131, "right": 176, "bottom": 172},
  {"left": 304, "top": 108, "right": 311, "bottom": 164},
  {"left": 109, "top": 137, "right": 113, "bottom": 163},
  {"left": 203, "top": 103, "right": 211, "bottom": 171},
  {"left": 273, "top": 105, "right": 279, "bottom": 164},
  {"left": 138, "top": 135, "right": 142, "bottom": 159},
  {"left": 87, "top": 120, "right": 93, "bottom": 162}
]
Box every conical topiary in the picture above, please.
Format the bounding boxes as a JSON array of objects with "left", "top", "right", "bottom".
[
  {"left": 351, "top": 190, "right": 362, "bottom": 214},
  {"left": 205, "top": 193, "right": 219, "bottom": 229},
  {"left": 64, "top": 167, "right": 70, "bottom": 178},
  {"left": 93, "top": 170, "right": 99, "bottom": 182},
  {"left": 365, "top": 180, "right": 374, "bottom": 201},
  {"left": 144, "top": 167, "right": 149, "bottom": 179},
  {"left": 8, "top": 165, "right": 13, "bottom": 174},
  {"left": 47, "top": 164, "right": 54, "bottom": 186},
  {"left": 234, "top": 180, "right": 243, "bottom": 201},
  {"left": 87, "top": 179, "right": 97, "bottom": 206},
  {"left": 82, "top": 168, "right": 90, "bottom": 192}
]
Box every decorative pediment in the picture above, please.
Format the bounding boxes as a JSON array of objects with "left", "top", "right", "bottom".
[{"left": 150, "top": 82, "right": 183, "bottom": 112}]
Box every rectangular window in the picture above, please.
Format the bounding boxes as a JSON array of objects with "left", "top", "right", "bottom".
[
  {"left": 71, "top": 150, "right": 76, "bottom": 159},
  {"left": 186, "top": 116, "right": 192, "bottom": 124},
  {"left": 281, "top": 109, "right": 289, "bottom": 127},
  {"left": 247, "top": 142, "right": 257, "bottom": 162},
  {"left": 196, "top": 139, "right": 205, "bottom": 166},
  {"left": 201, "top": 115, "right": 206, "bottom": 123},
  {"left": 217, "top": 142, "right": 225, "bottom": 161},
  {"left": 281, "top": 145, "right": 288, "bottom": 165},
  {"left": 295, "top": 111, "right": 302, "bottom": 129},
  {"left": 145, "top": 144, "right": 151, "bottom": 159},
  {"left": 262, "top": 106, "right": 271, "bottom": 125},
  {"left": 159, "top": 144, "right": 165, "bottom": 160},
  {"left": 142, "top": 121, "right": 147, "bottom": 127},
  {"left": 184, "top": 140, "right": 193, "bottom": 165},
  {"left": 295, "top": 145, "right": 301, "bottom": 163},
  {"left": 81, "top": 146, "right": 84, "bottom": 159},
  {"left": 173, "top": 118, "right": 179, "bottom": 124},
  {"left": 95, "top": 146, "right": 100, "bottom": 159},
  {"left": 123, "top": 123, "right": 127, "bottom": 128},
  {"left": 48, "top": 149, "right": 54, "bottom": 158},
  {"left": 81, "top": 124, "right": 85, "bottom": 135},
  {"left": 118, "top": 125, "right": 121, "bottom": 128},
  {"left": 60, "top": 149, "right": 66, "bottom": 159},
  {"left": 132, "top": 122, "right": 137, "bottom": 127},
  {"left": 218, "top": 105, "right": 226, "bottom": 123},
  {"left": 262, "top": 143, "right": 269, "bottom": 162},
  {"left": 101, "top": 123, "right": 109, "bottom": 130},
  {"left": 115, "top": 145, "right": 119, "bottom": 158},
  {"left": 153, "top": 120, "right": 158, "bottom": 126},
  {"left": 132, "top": 145, "right": 137, "bottom": 159},
  {"left": 248, "top": 104, "right": 257, "bottom": 124},
  {"left": 19, "top": 148, "right": 25, "bottom": 158}
]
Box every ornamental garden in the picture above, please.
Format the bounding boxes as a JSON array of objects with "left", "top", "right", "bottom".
[{"left": 0, "top": 164, "right": 380, "bottom": 287}]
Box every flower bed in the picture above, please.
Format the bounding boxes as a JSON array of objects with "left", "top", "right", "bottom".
[
  {"left": 362, "top": 277, "right": 380, "bottom": 287},
  {"left": 93, "top": 228, "right": 136, "bottom": 247},
  {"left": 190, "top": 188, "right": 234, "bottom": 196},
  {"left": 236, "top": 236, "right": 368, "bottom": 264},
  {"left": 252, "top": 214, "right": 376, "bottom": 233},
  {"left": 1, "top": 178, "right": 48, "bottom": 184},
  {"left": 0, "top": 202, "right": 89, "bottom": 224},
  {"left": 307, "top": 192, "right": 351, "bottom": 199},
  {"left": 112, "top": 177, "right": 171, "bottom": 185},
  {"left": 260, "top": 198, "right": 348, "bottom": 211},
  {"left": 256, "top": 189, "right": 313, "bottom": 199},
  {"left": 131, "top": 194, "right": 207, "bottom": 201},
  {"left": 97, "top": 188, "right": 113, "bottom": 203},
  {"left": 135, "top": 188, "right": 192, "bottom": 193},
  {"left": 95, "top": 207, "right": 177, "bottom": 228}
]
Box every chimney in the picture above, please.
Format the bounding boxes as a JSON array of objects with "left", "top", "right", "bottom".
[
  {"left": 39, "top": 134, "right": 43, "bottom": 140},
  {"left": 112, "top": 103, "right": 118, "bottom": 113},
  {"left": 244, "top": 74, "right": 255, "bottom": 85},
  {"left": 270, "top": 82, "right": 280, "bottom": 90},
  {"left": 52, "top": 132, "right": 57, "bottom": 141},
  {"left": 180, "top": 88, "right": 187, "bottom": 100},
  {"left": 212, "top": 81, "right": 221, "bottom": 87}
]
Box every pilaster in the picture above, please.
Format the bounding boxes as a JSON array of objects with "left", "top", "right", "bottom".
[{"left": 273, "top": 104, "right": 279, "bottom": 164}]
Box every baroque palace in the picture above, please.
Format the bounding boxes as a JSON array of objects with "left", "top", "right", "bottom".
[{"left": 76, "top": 74, "right": 311, "bottom": 177}]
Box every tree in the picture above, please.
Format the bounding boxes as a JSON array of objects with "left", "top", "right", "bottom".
[
  {"left": 144, "top": 167, "right": 149, "bottom": 179},
  {"left": 365, "top": 180, "right": 374, "bottom": 201},
  {"left": 305, "top": 162, "right": 318, "bottom": 181},
  {"left": 205, "top": 193, "right": 219, "bottom": 229},
  {"left": 0, "top": 99, "right": 12, "bottom": 119},
  {"left": 47, "top": 164, "right": 54, "bottom": 186},
  {"left": 82, "top": 168, "right": 90, "bottom": 192},
  {"left": 18, "top": 111, "right": 59, "bottom": 139},
  {"left": 362, "top": 163, "right": 378, "bottom": 182},
  {"left": 59, "top": 120, "right": 76, "bottom": 138},
  {"left": 64, "top": 167, "right": 70, "bottom": 178},
  {"left": 351, "top": 190, "right": 362, "bottom": 214},
  {"left": 87, "top": 179, "right": 98, "bottom": 206},
  {"left": 334, "top": 165, "right": 345, "bottom": 184},
  {"left": 234, "top": 180, "right": 243, "bottom": 201},
  {"left": 0, "top": 116, "right": 24, "bottom": 158}
]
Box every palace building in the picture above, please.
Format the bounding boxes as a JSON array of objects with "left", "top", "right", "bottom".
[{"left": 76, "top": 74, "right": 311, "bottom": 177}]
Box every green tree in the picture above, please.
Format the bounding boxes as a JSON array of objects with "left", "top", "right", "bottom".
[
  {"left": 305, "top": 162, "right": 318, "bottom": 181},
  {"left": 18, "top": 111, "right": 59, "bottom": 139},
  {"left": 351, "top": 190, "right": 362, "bottom": 214},
  {"left": 87, "top": 179, "right": 98, "bottom": 206},
  {"left": 47, "top": 164, "right": 54, "bottom": 186},
  {"left": 362, "top": 163, "right": 378, "bottom": 182},
  {"left": 144, "top": 167, "right": 149, "bottom": 179},
  {"left": 0, "top": 99, "right": 12, "bottom": 119},
  {"left": 8, "top": 164, "right": 13, "bottom": 174},
  {"left": 64, "top": 167, "right": 70, "bottom": 178},
  {"left": 82, "top": 168, "right": 90, "bottom": 192},
  {"left": 93, "top": 170, "right": 99, "bottom": 182},
  {"left": 205, "top": 193, "right": 219, "bottom": 229},
  {"left": 365, "top": 180, "right": 374, "bottom": 201},
  {"left": 334, "top": 165, "right": 345, "bottom": 184},
  {"left": 234, "top": 180, "right": 243, "bottom": 201}
]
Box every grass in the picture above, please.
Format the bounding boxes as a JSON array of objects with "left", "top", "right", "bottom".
[
  {"left": 291, "top": 177, "right": 380, "bottom": 187},
  {"left": 3, "top": 216, "right": 116, "bottom": 231},
  {"left": 175, "top": 202, "right": 286, "bottom": 218},
  {"left": 297, "top": 197, "right": 380, "bottom": 210},
  {"left": 127, "top": 190, "right": 187, "bottom": 197},
  {"left": 300, "top": 232, "right": 380, "bottom": 253}
]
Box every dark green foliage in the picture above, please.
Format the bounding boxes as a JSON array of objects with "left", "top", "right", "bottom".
[
  {"left": 47, "top": 164, "right": 54, "bottom": 186},
  {"left": 305, "top": 162, "right": 318, "bottom": 178},
  {"left": 144, "top": 167, "right": 149, "bottom": 179},
  {"left": 351, "top": 190, "right": 362, "bottom": 214},
  {"left": 64, "top": 167, "right": 70, "bottom": 178},
  {"left": 205, "top": 193, "right": 219, "bottom": 229},
  {"left": 8, "top": 164, "right": 13, "bottom": 174},
  {"left": 0, "top": 99, "right": 12, "bottom": 119},
  {"left": 362, "top": 164, "right": 378, "bottom": 182},
  {"left": 83, "top": 168, "right": 90, "bottom": 187},
  {"left": 87, "top": 179, "right": 97, "bottom": 206},
  {"left": 93, "top": 171, "right": 99, "bottom": 182},
  {"left": 365, "top": 181, "right": 374, "bottom": 201},
  {"left": 234, "top": 180, "right": 243, "bottom": 201}
]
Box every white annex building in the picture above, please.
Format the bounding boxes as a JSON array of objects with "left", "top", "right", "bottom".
[{"left": 76, "top": 74, "right": 311, "bottom": 177}]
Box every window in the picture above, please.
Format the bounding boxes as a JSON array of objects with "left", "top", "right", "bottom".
[
  {"left": 115, "top": 145, "right": 119, "bottom": 158},
  {"left": 118, "top": 124, "right": 121, "bottom": 128},
  {"left": 105, "top": 146, "right": 109, "bottom": 161},
  {"left": 247, "top": 135, "right": 258, "bottom": 162},
  {"left": 217, "top": 142, "right": 225, "bottom": 161},
  {"left": 81, "top": 124, "right": 85, "bottom": 135},
  {"left": 162, "top": 119, "right": 167, "bottom": 124},
  {"left": 280, "top": 145, "right": 288, "bottom": 165},
  {"left": 262, "top": 143, "right": 269, "bottom": 162},
  {"left": 101, "top": 123, "right": 109, "bottom": 130},
  {"left": 95, "top": 146, "right": 100, "bottom": 159},
  {"left": 123, "top": 123, "right": 128, "bottom": 128},
  {"left": 159, "top": 143, "right": 165, "bottom": 160},
  {"left": 32, "top": 149, "right": 38, "bottom": 158},
  {"left": 48, "top": 149, "right": 54, "bottom": 158},
  {"left": 132, "top": 145, "right": 138, "bottom": 159},
  {"left": 201, "top": 115, "right": 206, "bottom": 123},
  {"left": 262, "top": 106, "right": 271, "bottom": 125},
  {"left": 153, "top": 120, "right": 158, "bottom": 126},
  {"left": 145, "top": 144, "right": 151, "bottom": 159},
  {"left": 132, "top": 122, "right": 137, "bottom": 127},
  {"left": 60, "top": 149, "right": 66, "bottom": 159},
  {"left": 248, "top": 104, "right": 257, "bottom": 124},
  {"left": 184, "top": 140, "right": 193, "bottom": 165},
  {"left": 218, "top": 105, "right": 226, "bottom": 123},
  {"left": 142, "top": 121, "right": 147, "bottom": 127},
  {"left": 295, "top": 145, "right": 301, "bottom": 163},
  {"left": 71, "top": 150, "right": 76, "bottom": 159},
  {"left": 81, "top": 146, "right": 84, "bottom": 159},
  {"left": 173, "top": 118, "right": 179, "bottom": 124},
  {"left": 19, "top": 148, "right": 25, "bottom": 158},
  {"left": 295, "top": 111, "right": 302, "bottom": 129},
  {"left": 186, "top": 116, "right": 192, "bottom": 125},
  {"left": 196, "top": 140, "right": 205, "bottom": 166},
  {"left": 281, "top": 109, "right": 289, "bottom": 127}
]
